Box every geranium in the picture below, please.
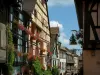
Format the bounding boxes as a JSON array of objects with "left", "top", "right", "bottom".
[
  {"left": 31, "top": 34, "right": 37, "bottom": 40},
  {"left": 25, "top": 28, "right": 32, "bottom": 35},
  {"left": 28, "top": 54, "right": 33, "bottom": 61},
  {"left": 18, "top": 24, "right": 25, "bottom": 30},
  {"left": 36, "top": 32, "right": 39, "bottom": 39},
  {"left": 47, "top": 50, "right": 50, "bottom": 52},
  {"left": 33, "top": 55, "right": 37, "bottom": 61},
  {"left": 49, "top": 52, "right": 52, "bottom": 56}
]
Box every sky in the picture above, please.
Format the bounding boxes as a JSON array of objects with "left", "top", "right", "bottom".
[{"left": 47, "top": 0, "right": 82, "bottom": 55}]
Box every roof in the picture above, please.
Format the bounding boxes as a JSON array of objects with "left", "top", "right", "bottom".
[
  {"left": 70, "top": 50, "right": 78, "bottom": 57},
  {"left": 74, "top": 0, "right": 83, "bottom": 29},
  {"left": 60, "top": 46, "right": 69, "bottom": 52},
  {"left": 50, "top": 27, "right": 59, "bottom": 34}
]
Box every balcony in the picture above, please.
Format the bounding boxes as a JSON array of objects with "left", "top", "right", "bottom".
[{"left": 66, "top": 60, "right": 74, "bottom": 64}]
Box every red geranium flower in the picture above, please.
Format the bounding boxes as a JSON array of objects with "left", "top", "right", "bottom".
[
  {"left": 25, "top": 29, "right": 32, "bottom": 35},
  {"left": 18, "top": 24, "right": 25, "bottom": 30}
]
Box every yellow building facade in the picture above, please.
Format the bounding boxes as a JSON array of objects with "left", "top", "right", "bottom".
[{"left": 29, "top": 0, "right": 50, "bottom": 69}]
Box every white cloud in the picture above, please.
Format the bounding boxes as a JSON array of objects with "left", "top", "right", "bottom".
[
  {"left": 50, "top": 21, "right": 70, "bottom": 46},
  {"left": 50, "top": 21, "right": 63, "bottom": 31},
  {"left": 48, "top": 0, "right": 74, "bottom": 7},
  {"left": 59, "top": 32, "right": 70, "bottom": 45}
]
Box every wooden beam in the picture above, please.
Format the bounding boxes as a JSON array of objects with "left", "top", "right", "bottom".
[
  {"left": 90, "top": 1, "right": 96, "bottom": 11},
  {"left": 88, "top": 11, "right": 99, "bottom": 40},
  {"left": 84, "top": 1, "right": 90, "bottom": 49}
]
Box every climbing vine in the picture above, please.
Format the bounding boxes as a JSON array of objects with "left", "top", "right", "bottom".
[{"left": 7, "top": 25, "right": 15, "bottom": 74}]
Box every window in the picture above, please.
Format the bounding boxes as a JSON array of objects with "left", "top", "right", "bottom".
[
  {"left": 10, "top": 7, "right": 30, "bottom": 63},
  {"left": 63, "top": 53, "right": 66, "bottom": 59},
  {"left": 34, "top": 9, "right": 37, "bottom": 17},
  {"left": 42, "top": 18, "right": 44, "bottom": 25},
  {"left": 0, "top": 24, "right": 6, "bottom": 49}
]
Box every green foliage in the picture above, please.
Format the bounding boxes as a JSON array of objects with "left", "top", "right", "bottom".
[
  {"left": 52, "top": 66, "right": 59, "bottom": 75},
  {"left": 31, "top": 57, "right": 53, "bottom": 75},
  {"left": 78, "top": 39, "right": 83, "bottom": 45},
  {"left": 7, "top": 26, "right": 15, "bottom": 74},
  {"left": 32, "top": 57, "right": 43, "bottom": 75},
  {"left": 43, "top": 70, "right": 52, "bottom": 75}
]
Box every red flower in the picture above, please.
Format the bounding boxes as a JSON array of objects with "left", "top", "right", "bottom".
[
  {"left": 36, "top": 32, "right": 39, "bottom": 39},
  {"left": 49, "top": 52, "right": 52, "bottom": 55},
  {"left": 28, "top": 54, "right": 33, "bottom": 60},
  {"left": 48, "top": 50, "right": 50, "bottom": 52},
  {"left": 33, "top": 55, "right": 36, "bottom": 60},
  {"left": 18, "top": 24, "right": 25, "bottom": 30},
  {"left": 25, "top": 29, "right": 32, "bottom": 35}
]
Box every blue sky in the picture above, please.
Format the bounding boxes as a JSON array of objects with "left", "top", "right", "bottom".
[{"left": 47, "top": 0, "right": 82, "bottom": 55}]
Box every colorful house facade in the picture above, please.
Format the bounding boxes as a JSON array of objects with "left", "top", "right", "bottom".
[{"left": 0, "top": 0, "right": 50, "bottom": 74}]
